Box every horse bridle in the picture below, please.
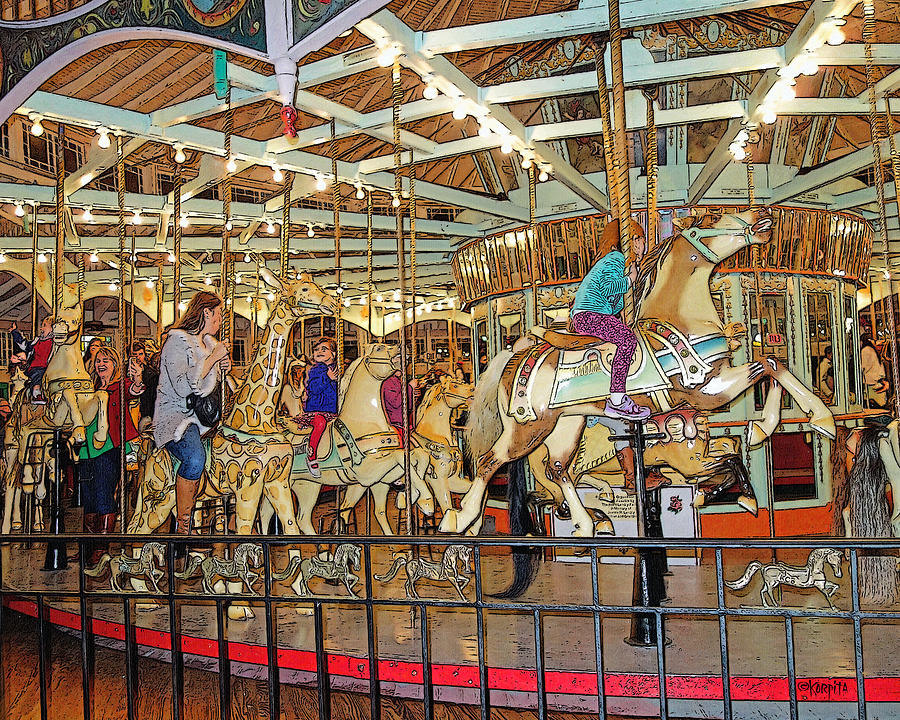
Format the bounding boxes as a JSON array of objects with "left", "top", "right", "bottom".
[{"left": 681, "top": 215, "right": 760, "bottom": 263}]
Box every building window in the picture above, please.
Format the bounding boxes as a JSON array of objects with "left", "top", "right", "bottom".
[
  {"left": 0, "top": 123, "right": 9, "bottom": 158},
  {"left": 156, "top": 171, "right": 174, "bottom": 195},
  {"left": 22, "top": 129, "right": 84, "bottom": 173},
  {"left": 807, "top": 292, "right": 833, "bottom": 404},
  {"left": 748, "top": 292, "right": 790, "bottom": 410},
  {"left": 95, "top": 168, "right": 116, "bottom": 191},
  {"left": 232, "top": 186, "right": 264, "bottom": 204},
  {"left": 125, "top": 167, "right": 142, "bottom": 194},
  {"left": 231, "top": 338, "right": 246, "bottom": 366},
  {"left": 845, "top": 295, "right": 859, "bottom": 405},
  {"left": 771, "top": 432, "right": 817, "bottom": 501},
  {"left": 426, "top": 207, "right": 456, "bottom": 222}
]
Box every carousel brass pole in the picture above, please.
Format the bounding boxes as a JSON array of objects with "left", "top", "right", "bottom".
[
  {"left": 883, "top": 100, "right": 900, "bottom": 413},
  {"left": 607, "top": 0, "right": 635, "bottom": 324},
  {"left": 129, "top": 227, "right": 136, "bottom": 344},
  {"left": 594, "top": 40, "right": 620, "bottom": 215},
  {"left": 156, "top": 264, "right": 164, "bottom": 346},
  {"left": 528, "top": 165, "right": 539, "bottom": 326},
  {"left": 642, "top": 88, "right": 658, "bottom": 249},
  {"left": 173, "top": 161, "right": 182, "bottom": 320},
  {"left": 116, "top": 135, "right": 128, "bottom": 528},
  {"left": 392, "top": 55, "right": 414, "bottom": 536},
  {"left": 409, "top": 157, "right": 417, "bottom": 374},
  {"left": 331, "top": 119, "right": 344, "bottom": 374},
  {"left": 31, "top": 202, "right": 38, "bottom": 336},
  {"left": 366, "top": 192, "right": 373, "bottom": 337},
  {"left": 864, "top": 0, "right": 900, "bottom": 417},
  {"left": 280, "top": 172, "right": 292, "bottom": 278},
  {"left": 76, "top": 251, "right": 85, "bottom": 305},
  {"left": 221, "top": 93, "right": 234, "bottom": 350},
  {"left": 54, "top": 125, "right": 65, "bottom": 317}
]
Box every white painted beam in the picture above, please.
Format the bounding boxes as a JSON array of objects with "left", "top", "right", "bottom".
[{"left": 151, "top": 89, "right": 279, "bottom": 128}]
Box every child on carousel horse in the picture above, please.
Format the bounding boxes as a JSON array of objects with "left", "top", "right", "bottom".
[
  {"left": 299, "top": 337, "right": 339, "bottom": 478},
  {"left": 10, "top": 317, "right": 54, "bottom": 400},
  {"left": 571, "top": 220, "right": 651, "bottom": 422}
]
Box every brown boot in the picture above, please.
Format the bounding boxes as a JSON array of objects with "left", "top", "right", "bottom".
[
  {"left": 174, "top": 475, "right": 200, "bottom": 561},
  {"left": 80, "top": 512, "right": 99, "bottom": 564},
  {"left": 90, "top": 513, "right": 117, "bottom": 565}
]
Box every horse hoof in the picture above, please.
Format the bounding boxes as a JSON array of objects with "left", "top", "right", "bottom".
[
  {"left": 438, "top": 510, "right": 458, "bottom": 533},
  {"left": 594, "top": 518, "right": 615, "bottom": 536},
  {"left": 737, "top": 495, "right": 759, "bottom": 516},
  {"left": 746, "top": 421, "right": 768, "bottom": 448},
  {"left": 693, "top": 489, "right": 707, "bottom": 508},
  {"left": 810, "top": 416, "right": 836, "bottom": 440},
  {"left": 227, "top": 605, "right": 255, "bottom": 621},
  {"left": 555, "top": 502, "right": 571, "bottom": 521}
]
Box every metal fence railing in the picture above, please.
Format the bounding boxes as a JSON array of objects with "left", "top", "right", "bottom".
[{"left": 1, "top": 533, "right": 898, "bottom": 720}]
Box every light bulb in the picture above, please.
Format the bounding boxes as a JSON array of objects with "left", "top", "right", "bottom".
[
  {"left": 267, "top": 220, "right": 276, "bottom": 233},
  {"left": 89, "top": 251, "right": 99, "bottom": 263},
  {"left": 730, "top": 145, "right": 747, "bottom": 161},
  {"left": 82, "top": 207, "right": 93, "bottom": 222},
  {"left": 827, "top": 27, "right": 845, "bottom": 46},
  {"left": 393, "top": 290, "right": 400, "bottom": 301},
  {"left": 168, "top": 252, "right": 176, "bottom": 262},
  {"left": 273, "top": 166, "right": 283, "bottom": 183},
  {"left": 736, "top": 129, "right": 749, "bottom": 143},
  {"left": 146, "top": 279, "right": 154, "bottom": 289},
  {"left": 423, "top": 83, "right": 439, "bottom": 100},
  {"left": 30, "top": 118, "right": 44, "bottom": 136},
  {"left": 343, "top": 298, "right": 350, "bottom": 307},
  {"left": 307, "top": 225, "right": 315, "bottom": 238},
  {"left": 447, "top": 297, "right": 455, "bottom": 308},
  {"left": 109, "top": 282, "right": 118, "bottom": 292},
  {"left": 377, "top": 45, "right": 398, "bottom": 67},
  {"left": 539, "top": 169, "right": 549, "bottom": 182},
  {"left": 478, "top": 122, "right": 491, "bottom": 137},
  {"left": 236, "top": 273, "right": 243, "bottom": 284},
  {"left": 452, "top": 102, "right": 468, "bottom": 120},
  {"left": 226, "top": 157, "right": 237, "bottom": 173},
  {"left": 225, "top": 219, "right": 233, "bottom": 231},
  {"left": 180, "top": 215, "right": 189, "bottom": 228},
  {"left": 267, "top": 292, "right": 276, "bottom": 302},
  {"left": 376, "top": 293, "right": 383, "bottom": 302},
  {"left": 501, "top": 140, "right": 513, "bottom": 154},
  {"left": 38, "top": 252, "right": 47, "bottom": 263},
  {"left": 355, "top": 183, "right": 365, "bottom": 200},
  {"left": 762, "top": 108, "right": 777, "bottom": 125},
  {"left": 174, "top": 146, "right": 186, "bottom": 163},
  {"left": 521, "top": 157, "right": 532, "bottom": 169},
  {"left": 415, "top": 306, "right": 423, "bottom": 316},
  {"left": 392, "top": 194, "right": 400, "bottom": 208},
  {"left": 178, "top": 301, "right": 187, "bottom": 311},
  {"left": 335, "top": 286, "right": 343, "bottom": 295},
  {"left": 315, "top": 175, "right": 327, "bottom": 192},
  {"left": 14, "top": 203, "right": 24, "bottom": 217},
  {"left": 359, "top": 296, "right": 366, "bottom": 305},
  {"left": 244, "top": 253, "right": 251, "bottom": 262},
  {"left": 0, "top": 253, "right": 6, "bottom": 264},
  {"left": 424, "top": 304, "right": 432, "bottom": 313},
  {"left": 132, "top": 209, "right": 142, "bottom": 225},
  {"left": 205, "top": 276, "right": 212, "bottom": 286},
  {"left": 97, "top": 128, "right": 111, "bottom": 149}
]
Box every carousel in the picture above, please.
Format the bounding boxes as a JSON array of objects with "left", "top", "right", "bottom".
[{"left": 0, "top": 0, "right": 899, "bottom": 719}]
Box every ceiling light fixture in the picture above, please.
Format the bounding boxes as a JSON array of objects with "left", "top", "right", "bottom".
[
  {"left": 307, "top": 224, "right": 315, "bottom": 238},
  {"left": 267, "top": 220, "right": 276, "bottom": 234},
  {"left": 131, "top": 209, "right": 142, "bottom": 225},
  {"left": 315, "top": 173, "right": 327, "bottom": 192},
  {"left": 14, "top": 202, "right": 25, "bottom": 217},
  {"left": 226, "top": 156, "right": 237, "bottom": 173},
  {"left": 96, "top": 127, "right": 111, "bottom": 149},
  {"left": 174, "top": 145, "right": 186, "bottom": 164},
  {"left": 82, "top": 207, "right": 93, "bottom": 222},
  {"left": 30, "top": 117, "right": 44, "bottom": 137},
  {"left": 272, "top": 165, "right": 284, "bottom": 183},
  {"left": 89, "top": 251, "right": 99, "bottom": 263}
]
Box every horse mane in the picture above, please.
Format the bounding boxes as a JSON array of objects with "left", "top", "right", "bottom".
[
  {"left": 338, "top": 357, "right": 364, "bottom": 411},
  {"left": 632, "top": 212, "right": 723, "bottom": 313},
  {"left": 414, "top": 382, "right": 444, "bottom": 425}
]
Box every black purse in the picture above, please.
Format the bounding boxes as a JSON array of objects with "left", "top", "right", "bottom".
[{"left": 187, "top": 386, "right": 221, "bottom": 427}]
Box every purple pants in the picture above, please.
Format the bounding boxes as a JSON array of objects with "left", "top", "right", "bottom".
[{"left": 572, "top": 311, "right": 637, "bottom": 394}]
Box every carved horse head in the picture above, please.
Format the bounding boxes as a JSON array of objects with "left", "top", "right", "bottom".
[
  {"left": 362, "top": 343, "right": 401, "bottom": 380},
  {"left": 52, "top": 304, "right": 83, "bottom": 348},
  {"left": 674, "top": 207, "right": 774, "bottom": 265}
]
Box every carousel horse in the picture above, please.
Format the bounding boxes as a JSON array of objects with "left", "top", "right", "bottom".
[
  {"left": 128, "top": 270, "right": 338, "bottom": 618},
  {"left": 2, "top": 304, "right": 109, "bottom": 534},
  {"left": 1, "top": 368, "right": 46, "bottom": 532},
  {"left": 335, "top": 374, "right": 474, "bottom": 524},
  {"left": 446, "top": 208, "right": 833, "bottom": 549},
  {"left": 268, "top": 343, "right": 435, "bottom": 536}
]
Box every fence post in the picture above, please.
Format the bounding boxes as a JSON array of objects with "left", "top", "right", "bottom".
[{"left": 43, "top": 429, "right": 67, "bottom": 571}]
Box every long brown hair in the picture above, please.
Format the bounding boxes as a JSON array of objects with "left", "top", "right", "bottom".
[
  {"left": 89, "top": 345, "right": 121, "bottom": 390},
  {"left": 170, "top": 291, "right": 222, "bottom": 336}
]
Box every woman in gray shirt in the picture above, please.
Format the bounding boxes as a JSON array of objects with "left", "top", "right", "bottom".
[{"left": 154, "top": 291, "right": 231, "bottom": 536}]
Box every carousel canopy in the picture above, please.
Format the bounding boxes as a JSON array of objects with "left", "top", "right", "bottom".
[{"left": 0, "top": 0, "right": 898, "bottom": 327}]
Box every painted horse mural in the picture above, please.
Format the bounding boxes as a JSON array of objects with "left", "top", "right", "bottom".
[
  {"left": 128, "top": 270, "right": 338, "bottom": 617},
  {"left": 445, "top": 208, "right": 834, "bottom": 541}
]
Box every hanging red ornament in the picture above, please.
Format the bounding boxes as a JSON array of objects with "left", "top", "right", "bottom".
[{"left": 280, "top": 105, "right": 298, "bottom": 138}]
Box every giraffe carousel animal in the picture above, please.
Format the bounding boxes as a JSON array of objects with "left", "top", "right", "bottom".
[
  {"left": 2, "top": 304, "right": 109, "bottom": 534},
  {"left": 264, "top": 343, "right": 435, "bottom": 536},
  {"left": 451, "top": 209, "right": 834, "bottom": 595},
  {"left": 335, "top": 374, "right": 474, "bottom": 526},
  {"left": 128, "top": 270, "right": 338, "bottom": 618}
]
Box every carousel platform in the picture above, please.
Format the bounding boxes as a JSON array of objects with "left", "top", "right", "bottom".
[{"left": 2, "top": 535, "right": 900, "bottom": 720}]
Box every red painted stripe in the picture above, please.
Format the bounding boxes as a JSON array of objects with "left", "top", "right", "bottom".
[{"left": 7, "top": 599, "right": 900, "bottom": 703}]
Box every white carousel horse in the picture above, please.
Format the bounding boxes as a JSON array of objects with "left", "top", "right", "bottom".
[
  {"left": 446, "top": 209, "right": 833, "bottom": 545},
  {"left": 2, "top": 305, "right": 109, "bottom": 534},
  {"left": 267, "top": 343, "right": 435, "bottom": 536}
]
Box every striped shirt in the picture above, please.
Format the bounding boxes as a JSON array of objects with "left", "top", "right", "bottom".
[{"left": 572, "top": 250, "right": 630, "bottom": 316}]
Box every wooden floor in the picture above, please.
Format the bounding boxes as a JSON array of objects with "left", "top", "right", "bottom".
[{"left": 0, "top": 611, "right": 674, "bottom": 720}]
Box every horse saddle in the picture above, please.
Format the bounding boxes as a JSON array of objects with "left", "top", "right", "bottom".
[
  {"left": 530, "top": 326, "right": 607, "bottom": 351},
  {"left": 291, "top": 419, "right": 366, "bottom": 474}
]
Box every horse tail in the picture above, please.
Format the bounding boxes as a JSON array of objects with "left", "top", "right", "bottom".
[
  {"left": 830, "top": 425, "right": 852, "bottom": 535},
  {"left": 83, "top": 554, "right": 112, "bottom": 578},
  {"left": 375, "top": 556, "right": 408, "bottom": 583},
  {"left": 464, "top": 350, "right": 513, "bottom": 462},
  {"left": 174, "top": 555, "right": 203, "bottom": 580},
  {"left": 271, "top": 555, "right": 303, "bottom": 582},
  {"left": 725, "top": 561, "right": 762, "bottom": 591},
  {"left": 492, "top": 457, "right": 541, "bottom": 599}
]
